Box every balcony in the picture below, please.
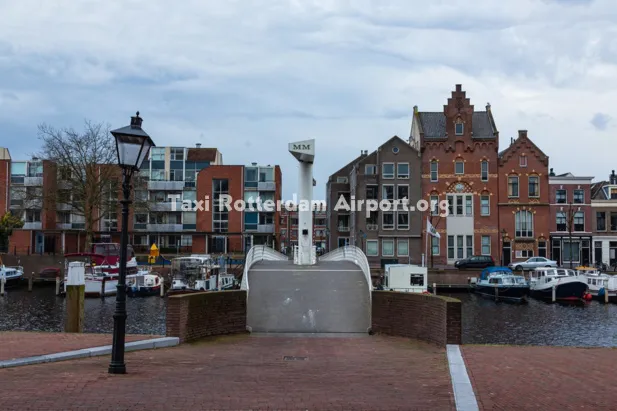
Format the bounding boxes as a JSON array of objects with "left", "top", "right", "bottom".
[
  {"left": 72, "top": 223, "right": 85, "bottom": 230},
  {"left": 56, "top": 223, "right": 72, "bottom": 230},
  {"left": 338, "top": 226, "right": 350, "bottom": 232},
  {"left": 148, "top": 180, "right": 184, "bottom": 191},
  {"left": 151, "top": 202, "right": 182, "bottom": 212},
  {"left": 147, "top": 224, "right": 183, "bottom": 232},
  {"left": 24, "top": 176, "right": 43, "bottom": 186},
  {"left": 23, "top": 222, "right": 42, "bottom": 230},
  {"left": 134, "top": 223, "right": 147, "bottom": 231},
  {"left": 10, "top": 176, "right": 24, "bottom": 185},
  {"left": 56, "top": 203, "right": 72, "bottom": 211},
  {"left": 258, "top": 181, "right": 276, "bottom": 191},
  {"left": 9, "top": 199, "right": 23, "bottom": 209},
  {"left": 366, "top": 224, "right": 378, "bottom": 231},
  {"left": 257, "top": 224, "right": 275, "bottom": 233}
]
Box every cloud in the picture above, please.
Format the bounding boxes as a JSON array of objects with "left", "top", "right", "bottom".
[
  {"left": 0, "top": 0, "right": 616, "bottom": 197},
  {"left": 590, "top": 113, "right": 611, "bottom": 130}
]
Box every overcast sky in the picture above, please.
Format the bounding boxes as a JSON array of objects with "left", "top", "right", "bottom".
[{"left": 1, "top": 0, "right": 615, "bottom": 200}]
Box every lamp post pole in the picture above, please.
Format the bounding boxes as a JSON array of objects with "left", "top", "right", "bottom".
[{"left": 108, "top": 168, "right": 132, "bottom": 374}]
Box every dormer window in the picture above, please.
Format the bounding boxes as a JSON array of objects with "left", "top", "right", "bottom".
[{"left": 455, "top": 122, "right": 464, "bottom": 135}]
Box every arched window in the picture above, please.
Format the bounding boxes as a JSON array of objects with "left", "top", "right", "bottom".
[
  {"left": 430, "top": 160, "right": 438, "bottom": 182},
  {"left": 515, "top": 210, "right": 533, "bottom": 238}
]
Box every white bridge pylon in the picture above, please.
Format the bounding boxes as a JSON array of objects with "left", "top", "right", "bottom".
[{"left": 288, "top": 139, "right": 315, "bottom": 265}]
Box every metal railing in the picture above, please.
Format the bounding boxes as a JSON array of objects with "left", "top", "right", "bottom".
[
  {"left": 240, "top": 245, "right": 287, "bottom": 293},
  {"left": 320, "top": 245, "right": 373, "bottom": 301},
  {"left": 292, "top": 245, "right": 317, "bottom": 264}
]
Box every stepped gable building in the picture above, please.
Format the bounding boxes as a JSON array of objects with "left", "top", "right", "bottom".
[
  {"left": 410, "top": 84, "right": 500, "bottom": 266},
  {"left": 497, "top": 131, "right": 550, "bottom": 266}
]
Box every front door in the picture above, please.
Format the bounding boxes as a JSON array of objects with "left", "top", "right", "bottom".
[{"left": 502, "top": 241, "right": 511, "bottom": 266}]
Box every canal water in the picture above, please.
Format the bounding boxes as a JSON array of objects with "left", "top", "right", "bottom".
[{"left": 2, "top": 288, "right": 617, "bottom": 347}]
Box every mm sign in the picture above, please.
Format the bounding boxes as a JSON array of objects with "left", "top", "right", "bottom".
[{"left": 292, "top": 144, "right": 311, "bottom": 150}]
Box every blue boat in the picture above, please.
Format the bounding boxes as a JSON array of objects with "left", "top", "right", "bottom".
[{"left": 473, "top": 266, "right": 530, "bottom": 302}]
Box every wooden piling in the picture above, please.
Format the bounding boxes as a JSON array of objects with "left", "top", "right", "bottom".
[
  {"left": 28, "top": 272, "right": 34, "bottom": 292},
  {"left": 1, "top": 277, "right": 5, "bottom": 296},
  {"left": 101, "top": 277, "right": 106, "bottom": 299},
  {"left": 55, "top": 276, "right": 61, "bottom": 296},
  {"left": 65, "top": 262, "right": 85, "bottom": 333},
  {"left": 494, "top": 286, "right": 498, "bottom": 301},
  {"left": 605, "top": 286, "right": 609, "bottom": 304},
  {"left": 432, "top": 283, "right": 437, "bottom": 295},
  {"left": 552, "top": 285, "right": 556, "bottom": 302}
]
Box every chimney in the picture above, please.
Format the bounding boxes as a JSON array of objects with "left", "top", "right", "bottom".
[
  {"left": 196, "top": 143, "right": 201, "bottom": 148},
  {"left": 518, "top": 130, "right": 527, "bottom": 139},
  {"left": 455, "top": 84, "right": 462, "bottom": 92},
  {"left": 549, "top": 168, "right": 555, "bottom": 177},
  {"left": 251, "top": 162, "right": 257, "bottom": 166},
  {"left": 486, "top": 102, "right": 491, "bottom": 111},
  {"left": 130, "top": 111, "right": 143, "bottom": 129},
  {"left": 510, "top": 137, "right": 514, "bottom": 146},
  {"left": 611, "top": 170, "right": 616, "bottom": 184}
]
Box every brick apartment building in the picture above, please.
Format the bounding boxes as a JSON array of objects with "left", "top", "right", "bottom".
[
  {"left": 280, "top": 203, "right": 327, "bottom": 254},
  {"left": 590, "top": 170, "right": 617, "bottom": 267},
  {"left": 326, "top": 136, "right": 423, "bottom": 268},
  {"left": 548, "top": 170, "right": 594, "bottom": 267},
  {"left": 409, "top": 85, "right": 500, "bottom": 266},
  {"left": 497, "top": 130, "right": 550, "bottom": 266}
]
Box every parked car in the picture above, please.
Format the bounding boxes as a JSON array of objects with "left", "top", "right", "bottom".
[
  {"left": 454, "top": 255, "right": 495, "bottom": 269},
  {"left": 508, "top": 257, "right": 557, "bottom": 271}
]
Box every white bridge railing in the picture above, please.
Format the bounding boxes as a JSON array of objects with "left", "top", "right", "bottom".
[
  {"left": 241, "top": 245, "right": 287, "bottom": 293},
  {"left": 293, "top": 245, "right": 317, "bottom": 265},
  {"left": 319, "top": 245, "right": 373, "bottom": 301}
]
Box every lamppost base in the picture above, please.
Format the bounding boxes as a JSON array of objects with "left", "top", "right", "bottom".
[{"left": 108, "top": 363, "right": 126, "bottom": 374}]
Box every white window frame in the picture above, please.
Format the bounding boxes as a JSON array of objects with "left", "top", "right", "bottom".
[
  {"left": 508, "top": 176, "right": 519, "bottom": 198},
  {"left": 366, "top": 240, "right": 379, "bottom": 256},
  {"left": 481, "top": 235, "right": 491, "bottom": 255},
  {"left": 432, "top": 236, "right": 440, "bottom": 256},
  {"left": 447, "top": 194, "right": 473, "bottom": 216},
  {"left": 528, "top": 176, "right": 540, "bottom": 198},
  {"left": 430, "top": 195, "right": 439, "bottom": 216},
  {"left": 336, "top": 176, "right": 348, "bottom": 183},
  {"left": 365, "top": 164, "right": 376, "bottom": 175},
  {"left": 480, "top": 195, "right": 490, "bottom": 216},
  {"left": 382, "top": 163, "right": 395, "bottom": 179},
  {"left": 481, "top": 160, "right": 489, "bottom": 182},
  {"left": 573, "top": 189, "right": 584, "bottom": 204},
  {"left": 397, "top": 211, "right": 409, "bottom": 230},
  {"left": 397, "top": 163, "right": 409, "bottom": 179},
  {"left": 382, "top": 211, "right": 395, "bottom": 230},
  {"left": 455, "top": 122, "right": 464, "bottom": 135},
  {"left": 382, "top": 239, "right": 395, "bottom": 257},
  {"left": 382, "top": 184, "right": 395, "bottom": 201},
  {"left": 396, "top": 184, "right": 409, "bottom": 201},
  {"left": 430, "top": 161, "right": 438, "bottom": 182},
  {"left": 519, "top": 155, "right": 527, "bottom": 167},
  {"left": 397, "top": 239, "right": 409, "bottom": 256},
  {"left": 447, "top": 235, "right": 454, "bottom": 259},
  {"left": 515, "top": 210, "right": 534, "bottom": 238},
  {"left": 455, "top": 160, "right": 464, "bottom": 175}
]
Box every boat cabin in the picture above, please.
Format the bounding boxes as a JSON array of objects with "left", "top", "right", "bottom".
[
  {"left": 479, "top": 267, "right": 527, "bottom": 285},
  {"left": 530, "top": 267, "right": 578, "bottom": 284},
  {"left": 383, "top": 264, "right": 427, "bottom": 293}
]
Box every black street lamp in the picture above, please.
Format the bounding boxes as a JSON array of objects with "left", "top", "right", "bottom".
[
  {"left": 500, "top": 229, "right": 507, "bottom": 266},
  {"left": 108, "top": 112, "right": 154, "bottom": 374}
]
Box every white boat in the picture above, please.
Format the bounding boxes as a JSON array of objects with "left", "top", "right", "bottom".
[
  {"left": 529, "top": 267, "right": 588, "bottom": 302},
  {"left": 0, "top": 263, "right": 24, "bottom": 287},
  {"left": 127, "top": 270, "right": 164, "bottom": 297},
  {"left": 170, "top": 255, "right": 236, "bottom": 292},
  {"left": 577, "top": 266, "right": 617, "bottom": 302},
  {"left": 381, "top": 264, "right": 427, "bottom": 293},
  {"left": 62, "top": 256, "right": 142, "bottom": 297},
  {"left": 472, "top": 267, "right": 529, "bottom": 302}
]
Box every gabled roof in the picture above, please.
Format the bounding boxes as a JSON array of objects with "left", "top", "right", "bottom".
[
  {"left": 356, "top": 135, "right": 417, "bottom": 167},
  {"left": 328, "top": 154, "right": 364, "bottom": 182},
  {"left": 498, "top": 131, "right": 549, "bottom": 167},
  {"left": 591, "top": 181, "right": 608, "bottom": 200},
  {"left": 417, "top": 111, "right": 496, "bottom": 139}
]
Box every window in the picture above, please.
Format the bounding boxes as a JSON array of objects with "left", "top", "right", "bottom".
[
  {"left": 382, "top": 239, "right": 394, "bottom": 257},
  {"left": 397, "top": 163, "right": 409, "bottom": 179},
  {"left": 365, "top": 164, "right": 376, "bottom": 175},
  {"left": 397, "top": 212, "right": 409, "bottom": 230},
  {"left": 258, "top": 167, "right": 274, "bottom": 182},
  {"left": 430, "top": 161, "right": 438, "bottom": 182},
  {"left": 336, "top": 177, "right": 348, "bottom": 183},
  {"left": 611, "top": 213, "right": 617, "bottom": 231},
  {"left": 466, "top": 235, "right": 473, "bottom": 257},
  {"left": 446, "top": 194, "right": 473, "bottom": 216},
  {"left": 455, "top": 160, "right": 464, "bottom": 175},
  {"left": 597, "top": 211, "right": 606, "bottom": 231},
  {"left": 397, "top": 239, "right": 409, "bottom": 256},
  {"left": 382, "top": 163, "right": 394, "bottom": 179},
  {"left": 508, "top": 176, "right": 519, "bottom": 197},
  {"left": 382, "top": 185, "right": 394, "bottom": 201},
  {"left": 465, "top": 196, "right": 472, "bottom": 216},
  {"left": 366, "top": 240, "right": 378, "bottom": 256},
  {"left": 212, "top": 179, "right": 229, "bottom": 233},
  {"left": 150, "top": 147, "right": 165, "bottom": 161},
  {"left": 519, "top": 155, "right": 527, "bottom": 167},
  {"left": 25, "top": 210, "right": 41, "bottom": 222},
  {"left": 574, "top": 211, "right": 584, "bottom": 231},
  {"left": 455, "top": 122, "right": 464, "bottom": 135},
  {"left": 150, "top": 169, "right": 165, "bottom": 181},
  {"left": 382, "top": 212, "right": 394, "bottom": 230},
  {"left": 515, "top": 210, "right": 533, "bottom": 238},
  {"left": 480, "top": 195, "right": 490, "bottom": 216},
  {"left": 517, "top": 249, "right": 533, "bottom": 258},
  {"left": 338, "top": 237, "right": 349, "bottom": 247},
  {"left": 170, "top": 147, "right": 184, "bottom": 161},
  {"left": 556, "top": 212, "right": 566, "bottom": 231},
  {"left": 481, "top": 236, "right": 491, "bottom": 255},
  {"left": 447, "top": 236, "right": 454, "bottom": 259},
  {"left": 573, "top": 189, "right": 584, "bottom": 204},
  {"left": 556, "top": 189, "right": 566, "bottom": 204},
  {"left": 397, "top": 185, "right": 409, "bottom": 200},
  {"left": 169, "top": 169, "right": 183, "bottom": 181},
  {"left": 366, "top": 185, "right": 378, "bottom": 200},
  {"left": 245, "top": 167, "right": 258, "bottom": 184},
  {"left": 538, "top": 241, "right": 547, "bottom": 258},
  {"left": 528, "top": 176, "right": 539, "bottom": 198},
  {"left": 481, "top": 161, "right": 488, "bottom": 182},
  {"left": 432, "top": 236, "right": 440, "bottom": 256},
  {"left": 457, "top": 236, "right": 464, "bottom": 258},
  {"left": 430, "top": 195, "right": 439, "bottom": 216}
]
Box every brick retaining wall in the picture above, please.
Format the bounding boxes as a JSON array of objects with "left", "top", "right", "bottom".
[
  {"left": 166, "top": 290, "right": 247, "bottom": 343},
  {"left": 371, "top": 291, "right": 461, "bottom": 346}
]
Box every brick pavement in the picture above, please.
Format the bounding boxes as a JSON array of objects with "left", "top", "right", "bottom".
[
  {"left": 462, "top": 345, "right": 617, "bottom": 410},
  {"left": 0, "top": 334, "right": 455, "bottom": 410},
  {"left": 0, "top": 332, "right": 161, "bottom": 361}
]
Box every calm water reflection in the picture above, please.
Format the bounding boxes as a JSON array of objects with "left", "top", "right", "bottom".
[
  {"left": 0, "top": 287, "right": 166, "bottom": 335},
  {"left": 447, "top": 292, "right": 617, "bottom": 347}
]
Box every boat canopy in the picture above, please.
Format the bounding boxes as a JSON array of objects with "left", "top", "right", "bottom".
[{"left": 480, "top": 266, "right": 513, "bottom": 280}]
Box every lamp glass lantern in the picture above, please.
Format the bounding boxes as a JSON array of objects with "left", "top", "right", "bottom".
[{"left": 114, "top": 134, "right": 154, "bottom": 170}]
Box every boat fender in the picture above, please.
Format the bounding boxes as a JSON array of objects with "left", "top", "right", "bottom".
[{"left": 584, "top": 292, "right": 593, "bottom": 300}]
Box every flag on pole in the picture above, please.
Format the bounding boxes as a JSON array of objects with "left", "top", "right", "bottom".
[{"left": 427, "top": 218, "right": 441, "bottom": 238}]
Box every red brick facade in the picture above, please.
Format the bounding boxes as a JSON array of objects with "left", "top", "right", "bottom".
[
  {"left": 0, "top": 158, "right": 8, "bottom": 215},
  {"left": 497, "top": 130, "right": 550, "bottom": 265}
]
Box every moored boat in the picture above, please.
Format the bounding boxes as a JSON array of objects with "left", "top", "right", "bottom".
[
  {"left": 127, "top": 271, "right": 163, "bottom": 297},
  {"left": 529, "top": 267, "right": 588, "bottom": 302},
  {"left": 473, "top": 266, "right": 529, "bottom": 302},
  {"left": 577, "top": 266, "right": 617, "bottom": 302},
  {"left": 169, "top": 254, "right": 236, "bottom": 294},
  {"left": 0, "top": 262, "right": 24, "bottom": 287}
]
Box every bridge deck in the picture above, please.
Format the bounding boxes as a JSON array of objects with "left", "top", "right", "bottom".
[{"left": 247, "top": 260, "right": 371, "bottom": 333}]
